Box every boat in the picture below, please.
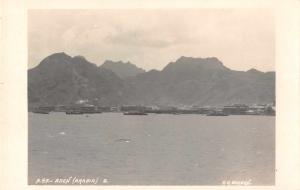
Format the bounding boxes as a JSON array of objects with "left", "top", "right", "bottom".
[
  {"left": 83, "top": 110, "right": 102, "bottom": 114},
  {"left": 32, "top": 110, "right": 50, "bottom": 114},
  {"left": 65, "top": 110, "right": 83, "bottom": 114},
  {"left": 206, "top": 112, "right": 229, "bottom": 116},
  {"left": 32, "top": 106, "right": 52, "bottom": 114},
  {"left": 123, "top": 111, "right": 148, "bottom": 115}
]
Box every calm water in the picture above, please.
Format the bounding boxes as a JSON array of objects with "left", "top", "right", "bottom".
[{"left": 28, "top": 112, "right": 275, "bottom": 185}]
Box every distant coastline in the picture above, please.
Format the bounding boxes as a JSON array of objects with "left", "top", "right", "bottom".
[{"left": 30, "top": 103, "right": 275, "bottom": 116}]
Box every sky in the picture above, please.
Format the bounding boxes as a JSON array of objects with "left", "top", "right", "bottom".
[{"left": 28, "top": 9, "right": 274, "bottom": 71}]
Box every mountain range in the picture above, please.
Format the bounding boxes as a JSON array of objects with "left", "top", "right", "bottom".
[{"left": 28, "top": 52, "right": 275, "bottom": 107}]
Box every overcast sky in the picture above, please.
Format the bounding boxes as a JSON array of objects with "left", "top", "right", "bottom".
[{"left": 28, "top": 9, "right": 274, "bottom": 71}]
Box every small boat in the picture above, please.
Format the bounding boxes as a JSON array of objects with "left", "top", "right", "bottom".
[
  {"left": 83, "top": 110, "right": 102, "bottom": 114},
  {"left": 65, "top": 110, "right": 83, "bottom": 114},
  {"left": 32, "top": 110, "right": 50, "bottom": 114},
  {"left": 206, "top": 112, "right": 229, "bottom": 116},
  {"left": 123, "top": 111, "right": 148, "bottom": 115}
]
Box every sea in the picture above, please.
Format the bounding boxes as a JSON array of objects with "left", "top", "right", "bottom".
[{"left": 28, "top": 112, "right": 275, "bottom": 185}]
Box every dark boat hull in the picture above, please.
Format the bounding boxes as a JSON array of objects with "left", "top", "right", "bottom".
[
  {"left": 206, "top": 113, "right": 229, "bottom": 116},
  {"left": 123, "top": 112, "right": 148, "bottom": 115},
  {"left": 65, "top": 111, "right": 83, "bottom": 115},
  {"left": 32, "top": 111, "right": 50, "bottom": 114},
  {"left": 83, "top": 111, "right": 102, "bottom": 114}
]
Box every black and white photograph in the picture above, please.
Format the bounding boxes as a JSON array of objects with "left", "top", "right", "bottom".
[{"left": 27, "top": 9, "right": 276, "bottom": 186}]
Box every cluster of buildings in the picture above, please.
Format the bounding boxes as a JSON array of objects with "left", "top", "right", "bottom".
[
  {"left": 120, "top": 104, "right": 275, "bottom": 115},
  {"left": 31, "top": 102, "right": 276, "bottom": 116}
]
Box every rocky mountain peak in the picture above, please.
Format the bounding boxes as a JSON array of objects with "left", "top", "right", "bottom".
[
  {"left": 100, "top": 60, "right": 145, "bottom": 78},
  {"left": 247, "top": 68, "right": 263, "bottom": 74},
  {"left": 163, "top": 56, "right": 227, "bottom": 73}
]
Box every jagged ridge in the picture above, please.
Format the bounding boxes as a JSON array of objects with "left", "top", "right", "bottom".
[{"left": 28, "top": 52, "right": 275, "bottom": 107}]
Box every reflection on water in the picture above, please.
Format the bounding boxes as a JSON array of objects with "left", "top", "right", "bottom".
[{"left": 28, "top": 112, "right": 275, "bottom": 185}]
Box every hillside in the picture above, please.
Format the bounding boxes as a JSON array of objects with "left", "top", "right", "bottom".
[
  {"left": 28, "top": 53, "right": 275, "bottom": 107},
  {"left": 100, "top": 60, "right": 145, "bottom": 78}
]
